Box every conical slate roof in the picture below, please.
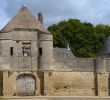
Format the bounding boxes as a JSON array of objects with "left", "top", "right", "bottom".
[
  {"left": 99, "top": 36, "right": 110, "bottom": 55},
  {"left": 1, "top": 6, "right": 49, "bottom": 33}
]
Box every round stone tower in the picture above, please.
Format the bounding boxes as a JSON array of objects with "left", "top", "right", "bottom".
[
  {"left": 37, "top": 12, "right": 53, "bottom": 70},
  {"left": 38, "top": 32, "right": 53, "bottom": 70}
]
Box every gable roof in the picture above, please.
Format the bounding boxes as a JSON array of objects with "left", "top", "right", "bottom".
[
  {"left": 1, "top": 6, "right": 50, "bottom": 33},
  {"left": 99, "top": 36, "right": 110, "bottom": 55}
]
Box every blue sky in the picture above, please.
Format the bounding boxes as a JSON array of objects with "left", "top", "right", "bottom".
[{"left": 1, "top": 0, "right": 110, "bottom": 29}]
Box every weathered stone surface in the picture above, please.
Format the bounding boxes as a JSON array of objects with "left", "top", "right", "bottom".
[
  {"left": 46, "top": 72, "right": 95, "bottom": 96},
  {"left": 1, "top": 6, "right": 110, "bottom": 97}
]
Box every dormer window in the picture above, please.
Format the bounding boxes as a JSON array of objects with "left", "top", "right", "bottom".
[{"left": 22, "top": 43, "right": 31, "bottom": 56}]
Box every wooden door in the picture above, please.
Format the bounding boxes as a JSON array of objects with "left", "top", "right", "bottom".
[{"left": 16, "top": 75, "right": 35, "bottom": 96}]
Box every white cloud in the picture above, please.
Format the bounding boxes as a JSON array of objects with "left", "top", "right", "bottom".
[{"left": 1, "top": 0, "right": 110, "bottom": 29}]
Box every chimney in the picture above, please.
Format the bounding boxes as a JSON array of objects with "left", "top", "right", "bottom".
[{"left": 38, "top": 12, "right": 43, "bottom": 24}]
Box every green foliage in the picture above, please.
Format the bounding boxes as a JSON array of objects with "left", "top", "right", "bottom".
[{"left": 48, "top": 19, "right": 110, "bottom": 57}]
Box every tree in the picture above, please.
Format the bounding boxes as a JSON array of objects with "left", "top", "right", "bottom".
[{"left": 48, "top": 19, "right": 110, "bottom": 57}]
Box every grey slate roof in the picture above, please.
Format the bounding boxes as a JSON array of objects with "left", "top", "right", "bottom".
[
  {"left": 53, "top": 47, "right": 75, "bottom": 59},
  {"left": 99, "top": 36, "right": 110, "bottom": 55},
  {"left": 1, "top": 6, "right": 50, "bottom": 33}
]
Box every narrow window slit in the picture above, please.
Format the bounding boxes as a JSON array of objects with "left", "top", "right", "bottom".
[
  {"left": 10, "top": 47, "right": 13, "bottom": 56},
  {"left": 39, "top": 48, "right": 42, "bottom": 56}
]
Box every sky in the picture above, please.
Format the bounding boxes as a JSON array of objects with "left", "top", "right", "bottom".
[{"left": 0, "top": 0, "right": 110, "bottom": 29}]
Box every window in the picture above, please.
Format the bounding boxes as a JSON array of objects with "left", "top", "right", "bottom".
[
  {"left": 10, "top": 47, "right": 13, "bottom": 56},
  {"left": 22, "top": 43, "right": 31, "bottom": 56},
  {"left": 39, "top": 48, "right": 42, "bottom": 56},
  {"left": 16, "top": 40, "right": 19, "bottom": 43}
]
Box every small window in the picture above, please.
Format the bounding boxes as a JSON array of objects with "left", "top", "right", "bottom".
[
  {"left": 39, "top": 48, "right": 42, "bottom": 56},
  {"left": 16, "top": 40, "right": 19, "bottom": 43},
  {"left": 22, "top": 43, "right": 31, "bottom": 56},
  {"left": 10, "top": 47, "right": 13, "bottom": 56}
]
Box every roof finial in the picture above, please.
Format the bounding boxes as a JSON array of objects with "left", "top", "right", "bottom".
[{"left": 67, "top": 43, "right": 70, "bottom": 51}]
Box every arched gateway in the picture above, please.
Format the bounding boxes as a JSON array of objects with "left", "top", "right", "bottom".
[{"left": 16, "top": 74, "right": 36, "bottom": 96}]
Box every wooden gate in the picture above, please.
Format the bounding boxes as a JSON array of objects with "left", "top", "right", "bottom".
[{"left": 16, "top": 74, "right": 35, "bottom": 96}]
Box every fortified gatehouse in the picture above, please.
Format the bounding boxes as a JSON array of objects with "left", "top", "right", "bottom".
[{"left": 0, "top": 6, "right": 110, "bottom": 96}]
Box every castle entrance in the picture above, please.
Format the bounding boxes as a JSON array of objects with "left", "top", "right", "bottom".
[{"left": 16, "top": 74, "right": 35, "bottom": 96}]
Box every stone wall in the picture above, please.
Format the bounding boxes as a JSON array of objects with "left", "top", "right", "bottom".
[
  {"left": 46, "top": 72, "right": 95, "bottom": 96},
  {"left": 53, "top": 58, "right": 110, "bottom": 72},
  {"left": 0, "top": 70, "right": 110, "bottom": 96},
  {"left": 0, "top": 71, "right": 3, "bottom": 95},
  {"left": 0, "top": 56, "right": 37, "bottom": 70},
  {"left": 43, "top": 71, "right": 110, "bottom": 96},
  {"left": 53, "top": 58, "right": 95, "bottom": 71}
]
